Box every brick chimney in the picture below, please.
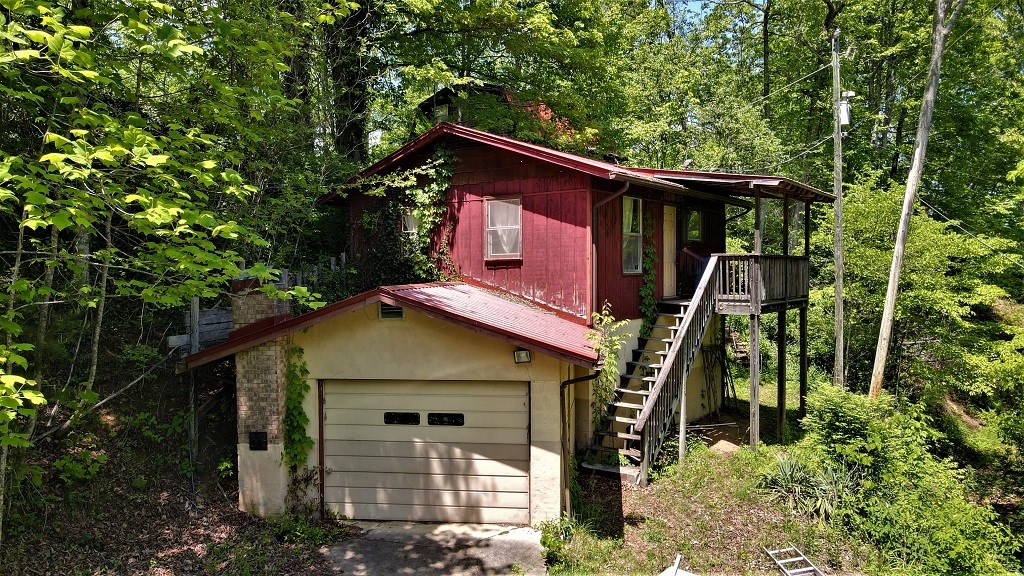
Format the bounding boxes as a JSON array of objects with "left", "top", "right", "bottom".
[{"left": 230, "top": 273, "right": 291, "bottom": 517}]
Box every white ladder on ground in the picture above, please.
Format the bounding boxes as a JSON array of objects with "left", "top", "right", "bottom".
[{"left": 764, "top": 545, "right": 824, "bottom": 576}]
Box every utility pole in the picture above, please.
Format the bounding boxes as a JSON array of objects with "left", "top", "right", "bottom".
[{"left": 831, "top": 28, "right": 846, "bottom": 388}]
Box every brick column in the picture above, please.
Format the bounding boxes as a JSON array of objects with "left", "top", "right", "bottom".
[{"left": 231, "top": 278, "right": 291, "bottom": 517}]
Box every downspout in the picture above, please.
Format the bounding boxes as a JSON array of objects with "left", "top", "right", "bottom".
[
  {"left": 592, "top": 182, "right": 630, "bottom": 320},
  {"left": 560, "top": 371, "right": 600, "bottom": 517}
]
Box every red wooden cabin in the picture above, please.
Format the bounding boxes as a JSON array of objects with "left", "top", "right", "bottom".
[{"left": 340, "top": 122, "right": 833, "bottom": 482}]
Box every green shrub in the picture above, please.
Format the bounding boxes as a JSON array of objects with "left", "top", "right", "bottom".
[
  {"left": 759, "top": 453, "right": 855, "bottom": 521},
  {"left": 783, "top": 385, "right": 1020, "bottom": 574}
]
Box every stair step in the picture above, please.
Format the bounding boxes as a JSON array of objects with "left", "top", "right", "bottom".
[
  {"left": 611, "top": 401, "right": 644, "bottom": 410},
  {"left": 580, "top": 461, "right": 641, "bottom": 482},
  {"left": 602, "top": 414, "right": 638, "bottom": 424},
  {"left": 621, "top": 374, "right": 657, "bottom": 383},
  {"left": 626, "top": 360, "right": 662, "bottom": 370},
  {"left": 634, "top": 348, "right": 670, "bottom": 356},
  {"left": 588, "top": 445, "right": 641, "bottom": 459},
  {"left": 615, "top": 387, "right": 651, "bottom": 396},
  {"left": 598, "top": 430, "right": 641, "bottom": 441}
]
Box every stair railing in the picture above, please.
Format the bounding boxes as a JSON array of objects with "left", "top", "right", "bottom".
[{"left": 634, "top": 255, "right": 720, "bottom": 484}]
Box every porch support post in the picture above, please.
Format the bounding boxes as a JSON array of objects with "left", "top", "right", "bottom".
[
  {"left": 782, "top": 197, "right": 791, "bottom": 257},
  {"left": 777, "top": 309, "right": 787, "bottom": 441},
  {"left": 800, "top": 202, "right": 811, "bottom": 418},
  {"left": 749, "top": 313, "right": 760, "bottom": 449},
  {"left": 799, "top": 306, "right": 808, "bottom": 418},
  {"left": 679, "top": 384, "right": 686, "bottom": 463},
  {"left": 749, "top": 187, "right": 763, "bottom": 450},
  {"left": 777, "top": 197, "right": 790, "bottom": 441},
  {"left": 804, "top": 201, "right": 811, "bottom": 256},
  {"left": 753, "top": 188, "right": 763, "bottom": 253}
]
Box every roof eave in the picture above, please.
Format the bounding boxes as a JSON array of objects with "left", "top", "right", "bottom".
[{"left": 609, "top": 173, "right": 753, "bottom": 208}]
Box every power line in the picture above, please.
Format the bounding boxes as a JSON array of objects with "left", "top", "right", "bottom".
[
  {"left": 742, "top": 64, "right": 831, "bottom": 111},
  {"left": 769, "top": 134, "right": 833, "bottom": 170},
  {"left": 918, "top": 196, "right": 1024, "bottom": 272}
]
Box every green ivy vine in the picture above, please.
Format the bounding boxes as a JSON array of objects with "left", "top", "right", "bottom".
[
  {"left": 352, "top": 145, "right": 454, "bottom": 290},
  {"left": 638, "top": 213, "right": 658, "bottom": 340},
  {"left": 586, "top": 303, "right": 632, "bottom": 428},
  {"left": 283, "top": 345, "right": 313, "bottom": 473}
]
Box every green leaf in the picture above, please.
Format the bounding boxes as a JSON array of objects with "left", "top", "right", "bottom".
[
  {"left": 67, "top": 25, "right": 92, "bottom": 38},
  {"left": 143, "top": 154, "right": 169, "bottom": 166},
  {"left": 91, "top": 149, "right": 115, "bottom": 162},
  {"left": 24, "top": 190, "right": 50, "bottom": 205},
  {"left": 39, "top": 153, "right": 67, "bottom": 164},
  {"left": 50, "top": 210, "right": 73, "bottom": 230},
  {"left": 23, "top": 29, "right": 49, "bottom": 43}
]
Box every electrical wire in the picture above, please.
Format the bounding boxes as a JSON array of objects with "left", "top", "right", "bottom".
[
  {"left": 769, "top": 134, "right": 834, "bottom": 170},
  {"left": 917, "top": 196, "right": 1024, "bottom": 272},
  {"left": 741, "top": 64, "right": 831, "bottom": 111}
]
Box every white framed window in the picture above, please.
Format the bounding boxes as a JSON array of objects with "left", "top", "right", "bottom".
[
  {"left": 622, "top": 196, "right": 642, "bottom": 273},
  {"left": 401, "top": 209, "right": 420, "bottom": 236},
  {"left": 485, "top": 197, "right": 522, "bottom": 260}
]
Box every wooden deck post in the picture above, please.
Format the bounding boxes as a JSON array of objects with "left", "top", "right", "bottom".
[
  {"left": 799, "top": 307, "right": 808, "bottom": 418},
  {"left": 749, "top": 313, "right": 760, "bottom": 449},
  {"left": 777, "top": 198, "right": 790, "bottom": 441},
  {"left": 750, "top": 189, "right": 763, "bottom": 450},
  {"left": 800, "top": 202, "right": 811, "bottom": 418},
  {"left": 679, "top": 386, "right": 687, "bottom": 463},
  {"left": 777, "top": 310, "right": 787, "bottom": 441}
]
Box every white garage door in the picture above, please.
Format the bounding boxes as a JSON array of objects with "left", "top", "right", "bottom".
[{"left": 321, "top": 380, "right": 530, "bottom": 524}]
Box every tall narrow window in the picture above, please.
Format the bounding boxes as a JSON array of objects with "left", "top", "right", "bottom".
[
  {"left": 685, "top": 210, "right": 703, "bottom": 243},
  {"left": 485, "top": 198, "right": 522, "bottom": 260},
  {"left": 622, "top": 197, "right": 642, "bottom": 273}
]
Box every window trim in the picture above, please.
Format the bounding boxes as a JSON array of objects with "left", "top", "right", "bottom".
[
  {"left": 622, "top": 196, "right": 642, "bottom": 274},
  {"left": 484, "top": 197, "right": 523, "bottom": 261}
]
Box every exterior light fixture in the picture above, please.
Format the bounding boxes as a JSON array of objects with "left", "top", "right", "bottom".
[{"left": 514, "top": 349, "right": 532, "bottom": 364}]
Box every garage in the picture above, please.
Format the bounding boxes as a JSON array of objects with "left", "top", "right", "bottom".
[{"left": 320, "top": 379, "right": 530, "bottom": 523}]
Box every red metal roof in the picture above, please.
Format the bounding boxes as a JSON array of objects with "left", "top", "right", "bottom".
[
  {"left": 325, "top": 122, "right": 830, "bottom": 204},
  {"left": 182, "top": 282, "right": 599, "bottom": 371}
]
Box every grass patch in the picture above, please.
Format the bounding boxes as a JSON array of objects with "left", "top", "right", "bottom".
[{"left": 543, "top": 444, "right": 873, "bottom": 575}]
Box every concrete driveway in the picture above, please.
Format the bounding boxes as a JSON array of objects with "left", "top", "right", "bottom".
[{"left": 326, "top": 521, "right": 547, "bottom": 575}]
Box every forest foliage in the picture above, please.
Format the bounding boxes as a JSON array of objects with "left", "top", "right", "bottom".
[{"left": 1, "top": 0, "right": 1022, "bottom": 569}]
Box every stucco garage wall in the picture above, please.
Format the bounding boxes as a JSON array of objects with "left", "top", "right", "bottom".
[{"left": 293, "top": 305, "right": 568, "bottom": 524}]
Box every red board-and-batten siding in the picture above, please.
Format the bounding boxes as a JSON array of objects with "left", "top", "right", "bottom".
[
  {"left": 449, "top": 143, "right": 593, "bottom": 320},
  {"left": 593, "top": 179, "right": 664, "bottom": 320}
]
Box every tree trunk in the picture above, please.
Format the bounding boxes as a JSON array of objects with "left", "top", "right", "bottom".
[
  {"left": 0, "top": 208, "right": 29, "bottom": 551},
  {"left": 761, "top": 0, "right": 772, "bottom": 119},
  {"left": 868, "top": 0, "right": 967, "bottom": 399},
  {"left": 328, "top": 4, "right": 374, "bottom": 163},
  {"left": 86, "top": 212, "right": 113, "bottom": 392}
]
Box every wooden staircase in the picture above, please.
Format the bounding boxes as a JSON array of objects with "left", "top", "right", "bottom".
[
  {"left": 583, "top": 256, "right": 722, "bottom": 484},
  {"left": 583, "top": 302, "right": 689, "bottom": 482}
]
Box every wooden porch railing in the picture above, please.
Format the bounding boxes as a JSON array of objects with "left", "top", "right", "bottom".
[
  {"left": 634, "top": 256, "right": 720, "bottom": 484},
  {"left": 714, "top": 254, "right": 808, "bottom": 313}
]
